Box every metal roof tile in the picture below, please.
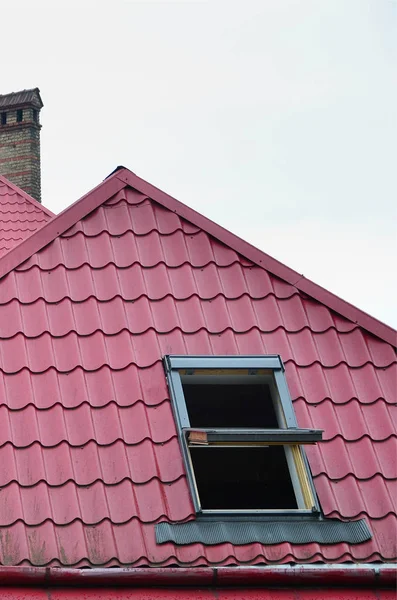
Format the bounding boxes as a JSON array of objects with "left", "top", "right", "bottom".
[
  {"left": 307, "top": 436, "right": 397, "bottom": 480},
  {"left": 297, "top": 363, "right": 353, "bottom": 403},
  {"left": 291, "top": 362, "right": 395, "bottom": 405},
  {"left": 0, "top": 347, "right": 156, "bottom": 393},
  {"left": 293, "top": 398, "right": 396, "bottom": 441},
  {"left": 0, "top": 261, "right": 297, "bottom": 305},
  {"left": 276, "top": 294, "right": 311, "bottom": 331},
  {"left": 0, "top": 402, "right": 177, "bottom": 449},
  {"left": 302, "top": 300, "right": 347, "bottom": 333},
  {"left": 239, "top": 295, "right": 283, "bottom": 332},
  {"left": 104, "top": 188, "right": 143, "bottom": 207},
  {"left": 92, "top": 197, "right": 180, "bottom": 238},
  {"left": 313, "top": 328, "right": 357, "bottom": 367},
  {"left": 349, "top": 362, "right": 396, "bottom": 403},
  {"left": 0, "top": 437, "right": 182, "bottom": 488},
  {"left": 316, "top": 474, "right": 396, "bottom": 519},
  {"left": 264, "top": 328, "right": 319, "bottom": 365}
]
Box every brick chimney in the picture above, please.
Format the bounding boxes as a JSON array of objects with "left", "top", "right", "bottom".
[{"left": 0, "top": 88, "right": 43, "bottom": 202}]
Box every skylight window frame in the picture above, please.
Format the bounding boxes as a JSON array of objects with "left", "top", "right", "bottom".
[{"left": 164, "top": 355, "right": 321, "bottom": 516}]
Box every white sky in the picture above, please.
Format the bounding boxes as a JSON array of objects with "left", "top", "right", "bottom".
[{"left": 2, "top": 0, "right": 396, "bottom": 329}]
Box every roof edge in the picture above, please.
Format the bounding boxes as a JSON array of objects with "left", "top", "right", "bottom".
[
  {"left": 0, "top": 174, "right": 54, "bottom": 217},
  {"left": 115, "top": 169, "right": 397, "bottom": 348},
  {"left": 0, "top": 171, "right": 124, "bottom": 278},
  {"left": 0, "top": 565, "right": 395, "bottom": 589}
]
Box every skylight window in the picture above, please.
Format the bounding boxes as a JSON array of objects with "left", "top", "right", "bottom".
[{"left": 164, "top": 355, "right": 322, "bottom": 514}]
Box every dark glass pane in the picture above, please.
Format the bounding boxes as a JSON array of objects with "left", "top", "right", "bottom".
[
  {"left": 183, "top": 383, "right": 278, "bottom": 428},
  {"left": 190, "top": 446, "right": 297, "bottom": 510}
]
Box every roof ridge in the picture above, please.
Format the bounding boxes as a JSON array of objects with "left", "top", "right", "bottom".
[
  {"left": 0, "top": 175, "right": 54, "bottom": 218},
  {"left": 0, "top": 167, "right": 394, "bottom": 346},
  {"left": 0, "top": 87, "right": 40, "bottom": 97}
]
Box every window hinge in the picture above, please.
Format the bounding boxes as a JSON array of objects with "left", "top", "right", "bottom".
[{"left": 188, "top": 430, "right": 208, "bottom": 445}]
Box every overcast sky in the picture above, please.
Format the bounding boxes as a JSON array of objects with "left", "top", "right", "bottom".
[{"left": 2, "top": 0, "right": 396, "bottom": 329}]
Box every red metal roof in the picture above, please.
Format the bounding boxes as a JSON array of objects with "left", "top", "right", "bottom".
[
  {"left": 0, "top": 175, "right": 53, "bottom": 257},
  {"left": 0, "top": 168, "right": 395, "bottom": 567}
]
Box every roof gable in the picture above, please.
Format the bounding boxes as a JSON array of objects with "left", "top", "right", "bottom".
[
  {"left": 0, "top": 175, "right": 54, "bottom": 257},
  {"left": 0, "top": 167, "right": 394, "bottom": 346},
  {"left": 0, "top": 173, "right": 395, "bottom": 567}
]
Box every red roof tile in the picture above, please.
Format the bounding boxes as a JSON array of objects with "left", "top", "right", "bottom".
[
  {"left": 0, "top": 169, "right": 395, "bottom": 567},
  {"left": 0, "top": 175, "right": 53, "bottom": 257}
]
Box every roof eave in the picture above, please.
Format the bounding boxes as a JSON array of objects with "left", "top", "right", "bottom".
[{"left": 0, "top": 564, "right": 395, "bottom": 589}]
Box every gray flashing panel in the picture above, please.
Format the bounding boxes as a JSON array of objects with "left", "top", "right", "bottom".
[{"left": 156, "top": 519, "right": 372, "bottom": 546}]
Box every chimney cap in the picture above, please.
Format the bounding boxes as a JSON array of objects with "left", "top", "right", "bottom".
[{"left": 0, "top": 88, "right": 43, "bottom": 110}]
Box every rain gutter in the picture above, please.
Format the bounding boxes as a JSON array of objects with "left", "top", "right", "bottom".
[{"left": 0, "top": 564, "right": 395, "bottom": 588}]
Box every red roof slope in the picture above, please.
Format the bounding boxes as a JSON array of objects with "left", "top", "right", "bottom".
[
  {"left": 0, "top": 168, "right": 395, "bottom": 567},
  {"left": 0, "top": 175, "right": 53, "bottom": 257}
]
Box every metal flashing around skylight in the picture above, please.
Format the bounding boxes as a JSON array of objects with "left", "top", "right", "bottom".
[{"left": 156, "top": 518, "right": 372, "bottom": 546}]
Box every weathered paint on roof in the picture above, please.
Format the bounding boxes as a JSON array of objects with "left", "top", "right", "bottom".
[
  {"left": 0, "top": 175, "right": 53, "bottom": 257},
  {"left": 0, "top": 169, "right": 395, "bottom": 567}
]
